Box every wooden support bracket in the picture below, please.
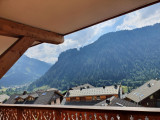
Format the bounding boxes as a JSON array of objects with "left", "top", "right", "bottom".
[
  {"left": 0, "top": 18, "right": 64, "bottom": 44},
  {"left": 0, "top": 37, "right": 35, "bottom": 79}
]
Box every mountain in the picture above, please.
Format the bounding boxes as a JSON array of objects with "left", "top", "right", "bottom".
[
  {"left": 0, "top": 55, "right": 51, "bottom": 87},
  {"left": 28, "top": 23, "right": 160, "bottom": 91}
]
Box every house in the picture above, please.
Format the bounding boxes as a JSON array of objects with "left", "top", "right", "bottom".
[
  {"left": 95, "top": 96, "right": 141, "bottom": 107},
  {"left": 0, "top": 94, "right": 9, "bottom": 104},
  {"left": 62, "top": 85, "right": 122, "bottom": 106},
  {"left": 126, "top": 80, "right": 160, "bottom": 107},
  {"left": 5, "top": 89, "right": 63, "bottom": 105}
]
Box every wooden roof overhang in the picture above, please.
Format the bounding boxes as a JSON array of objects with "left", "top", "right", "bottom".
[{"left": 0, "top": 0, "right": 160, "bottom": 78}]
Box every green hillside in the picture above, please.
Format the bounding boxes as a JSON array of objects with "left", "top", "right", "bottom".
[{"left": 28, "top": 24, "right": 160, "bottom": 91}]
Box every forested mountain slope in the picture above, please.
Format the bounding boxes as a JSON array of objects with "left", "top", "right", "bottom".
[{"left": 28, "top": 24, "right": 160, "bottom": 90}]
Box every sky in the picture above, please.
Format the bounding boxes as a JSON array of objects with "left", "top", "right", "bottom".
[{"left": 25, "top": 3, "right": 160, "bottom": 64}]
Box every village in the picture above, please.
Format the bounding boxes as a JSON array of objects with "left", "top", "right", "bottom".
[{"left": 1, "top": 79, "right": 160, "bottom": 108}]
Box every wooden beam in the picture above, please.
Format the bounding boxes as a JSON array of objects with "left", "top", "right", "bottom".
[
  {"left": 0, "top": 31, "right": 13, "bottom": 37},
  {"left": 0, "top": 18, "right": 64, "bottom": 44},
  {"left": 0, "top": 37, "right": 35, "bottom": 79},
  {"left": 31, "top": 41, "right": 42, "bottom": 47}
]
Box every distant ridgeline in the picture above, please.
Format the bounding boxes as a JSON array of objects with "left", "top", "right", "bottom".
[
  {"left": 0, "top": 55, "right": 51, "bottom": 87},
  {"left": 28, "top": 23, "right": 160, "bottom": 91}
]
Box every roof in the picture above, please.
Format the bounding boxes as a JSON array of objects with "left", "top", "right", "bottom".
[
  {"left": 65, "top": 85, "right": 120, "bottom": 97},
  {"left": 63, "top": 99, "right": 104, "bottom": 106},
  {"left": 95, "top": 96, "right": 141, "bottom": 107},
  {"left": 61, "top": 98, "right": 103, "bottom": 106},
  {"left": 71, "top": 84, "right": 94, "bottom": 90},
  {"left": 5, "top": 90, "right": 62, "bottom": 105},
  {"left": 28, "top": 93, "right": 39, "bottom": 98},
  {"left": 126, "top": 80, "right": 160, "bottom": 103},
  {"left": 47, "top": 88, "right": 58, "bottom": 91},
  {"left": 17, "top": 95, "right": 28, "bottom": 99},
  {"left": 0, "top": 0, "right": 159, "bottom": 35},
  {"left": 0, "top": 36, "right": 17, "bottom": 56},
  {"left": 0, "top": 94, "right": 9, "bottom": 103}
]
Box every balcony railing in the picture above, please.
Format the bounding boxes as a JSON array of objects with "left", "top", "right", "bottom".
[{"left": 0, "top": 104, "right": 160, "bottom": 120}]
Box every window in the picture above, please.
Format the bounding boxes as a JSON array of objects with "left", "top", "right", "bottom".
[
  {"left": 92, "top": 96, "right": 95, "bottom": 100},
  {"left": 17, "top": 98, "right": 24, "bottom": 102},
  {"left": 97, "top": 96, "right": 100, "bottom": 100},
  {"left": 42, "top": 92, "right": 47, "bottom": 95},
  {"left": 70, "top": 97, "right": 76, "bottom": 101},
  {"left": 28, "top": 97, "right": 35, "bottom": 101},
  {"left": 80, "top": 97, "right": 86, "bottom": 101},
  {"left": 150, "top": 95, "right": 154, "bottom": 99},
  {"left": 15, "top": 96, "right": 18, "bottom": 99}
]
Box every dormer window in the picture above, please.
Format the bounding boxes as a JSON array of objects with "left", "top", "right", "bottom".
[
  {"left": 27, "top": 97, "right": 35, "bottom": 101},
  {"left": 17, "top": 98, "right": 24, "bottom": 102},
  {"left": 42, "top": 92, "right": 47, "bottom": 95},
  {"left": 15, "top": 96, "right": 18, "bottom": 99},
  {"left": 27, "top": 93, "right": 38, "bottom": 101}
]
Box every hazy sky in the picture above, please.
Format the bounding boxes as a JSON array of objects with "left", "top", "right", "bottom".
[{"left": 25, "top": 3, "right": 160, "bottom": 64}]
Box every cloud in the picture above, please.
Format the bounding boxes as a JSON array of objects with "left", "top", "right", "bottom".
[
  {"left": 25, "top": 39, "right": 80, "bottom": 64},
  {"left": 25, "top": 19, "right": 116, "bottom": 64},
  {"left": 117, "top": 3, "right": 160, "bottom": 30},
  {"left": 91, "top": 20, "right": 116, "bottom": 36}
]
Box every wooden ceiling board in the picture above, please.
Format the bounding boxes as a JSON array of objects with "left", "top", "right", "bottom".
[
  {"left": 0, "top": 0, "right": 159, "bottom": 35},
  {"left": 0, "top": 35, "right": 17, "bottom": 55}
]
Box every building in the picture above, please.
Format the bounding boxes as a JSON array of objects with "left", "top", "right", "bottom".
[
  {"left": 126, "top": 80, "right": 160, "bottom": 107},
  {"left": 5, "top": 90, "right": 63, "bottom": 105},
  {"left": 95, "top": 96, "right": 140, "bottom": 107},
  {"left": 0, "top": 94, "right": 9, "bottom": 104},
  {"left": 62, "top": 85, "right": 122, "bottom": 106}
]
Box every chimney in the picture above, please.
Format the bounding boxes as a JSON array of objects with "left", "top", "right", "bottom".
[
  {"left": 69, "top": 88, "right": 73, "bottom": 90},
  {"left": 118, "top": 85, "right": 122, "bottom": 99},
  {"left": 66, "top": 91, "right": 70, "bottom": 96},
  {"left": 148, "top": 83, "right": 151, "bottom": 87},
  {"left": 106, "top": 99, "right": 110, "bottom": 105},
  {"left": 23, "top": 91, "right": 27, "bottom": 95},
  {"left": 114, "top": 85, "right": 118, "bottom": 89}
]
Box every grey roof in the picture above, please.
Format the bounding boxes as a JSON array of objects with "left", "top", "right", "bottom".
[
  {"left": 47, "top": 88, "right": 58, "bottom": 91},
  {"left": 33, "top": 91, "right": 56, "bottom": 104},
  {"left": 95, "top": 96, "right": 141, "bottom": 107},
  {"left": 5, "top": 94, "right": 19, "bottom": 104},
  {"left": 71, "top": 84, "right": 94, "bottom": 90},
  {"left": 65, "top": 85, "right": 120, "bottom": 97},
  {"left": 62, "top": 98, "right": 104, "bottom": 106},
  {"left": 18, "top": 95, "right": 28, "bottom": 99},
  {"left": 5, "top": 90, "right": 62, "bottom": 105},
  {"left": 0, "top": 94, "right": 9, "bottom": 103},
  {"left": 126, "top": 80, "right": 160, "bottom": 103},
  {"left": 28, "top": 93, "right": 39, "bottom": 98}
]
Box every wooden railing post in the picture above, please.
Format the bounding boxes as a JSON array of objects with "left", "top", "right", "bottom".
[
  {"left": 17, "top": 107, "right": 23, "bottom": 120},
  {"left": 1, "top": 104, "right": 160, "bottom": 120},
  {"left": 120, "top": 111, "right": 130, "bottom": 120},
  {"left": 55, "top": 109, "right": 61, "bottom": 120}
]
